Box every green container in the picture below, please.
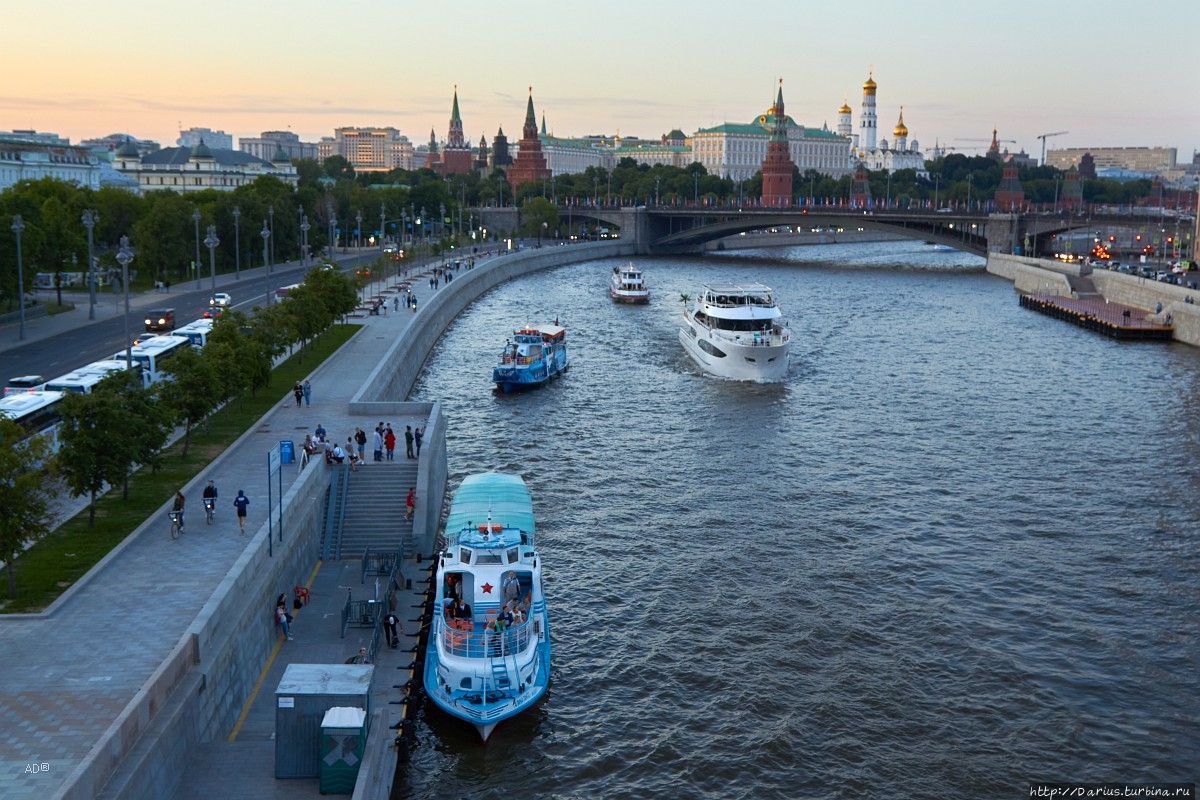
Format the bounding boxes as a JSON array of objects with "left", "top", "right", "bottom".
[{"left": 319, "top": 706, "right": 368, "bottom": 795}]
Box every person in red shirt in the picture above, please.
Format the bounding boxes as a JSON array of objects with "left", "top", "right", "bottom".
[{"left": 405, "top": 487, "right": 416, "bottom": 520}]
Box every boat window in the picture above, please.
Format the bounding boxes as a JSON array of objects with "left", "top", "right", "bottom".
[
  {"left": 506, "top": 547, "right": 519, "bottom": 564},
  {"left": 475, "top": 553, "right": 503, "bottom": 565},
  {"left": 459, "top": 547, "right": 471, "bottom": 563}
]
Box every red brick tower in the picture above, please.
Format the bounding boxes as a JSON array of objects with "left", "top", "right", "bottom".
[
  {"left": 424, "top": 128, "right": 441, "bottom": 173},
  {"left": 441, "top": 86, "right": 472, "bottom": 175},
  {"left": 760, "top": 80, "right": 794, "bottom": 208},
  {"left": 506, "top": 88, "right": 551, "bottom": 193},
  {"left": 994, "top": 165, "right": 1025, "bottom": 211}
]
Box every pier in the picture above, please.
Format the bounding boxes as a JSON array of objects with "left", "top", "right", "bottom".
[{"left": 1019, "top": 293, "right": 1174, "bottom": 340}]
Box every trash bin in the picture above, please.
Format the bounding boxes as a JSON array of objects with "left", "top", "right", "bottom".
[
  {"left": 280, "top": 439, "right": 294, "bottom": 464},
  {"left": 319, "top": 706, "right": 368, "bottom": 795}
]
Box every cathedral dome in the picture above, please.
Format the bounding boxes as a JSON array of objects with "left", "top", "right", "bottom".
[
  {"left": 115, "top": 139, "right": 140, "bottom": 158},
  {"left": 893, "top": 108, "right": 908, "bottom": 137},
  {"left": 838, "top": 100, "right": 852, "bottom": 115},
  {"left": 863, "top": 71, "right": 877, "bottom": 93}
]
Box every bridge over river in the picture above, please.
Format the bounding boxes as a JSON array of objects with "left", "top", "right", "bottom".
[{"left": 475, "top": 205, "right": 1165, "bottom": 260}]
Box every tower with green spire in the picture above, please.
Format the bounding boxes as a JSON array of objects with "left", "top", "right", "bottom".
[
  {"left": 760, "top": 79, "right": 795, "bottom": 208},
  {"left": 442, "top": 85, "right": 472, "bottom": 175},
  {"left": 507, "top": 87, "right": 551, "bottom": 192}
]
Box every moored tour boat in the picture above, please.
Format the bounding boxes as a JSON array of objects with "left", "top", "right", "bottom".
[
  {"left": 423, "top": 473, "right": 551, "bottom": 742},
  {"left": 679, "top": 282, "right": 790, "bottom": 381},
  {"left": 492, "top": 323, "right": 569, "bottom": 393},
  {"left": 609, "top": 263, "right": 650, "bottom": 304}
]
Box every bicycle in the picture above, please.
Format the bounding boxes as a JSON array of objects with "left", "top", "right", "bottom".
[
  {"left": 168, "top": 511, "right": 184, "bottom": 539},
  {"left": 203, "top": 498, "right": 215, "bottom": 525}
]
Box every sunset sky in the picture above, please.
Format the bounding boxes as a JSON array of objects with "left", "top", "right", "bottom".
[{"left": 4, "top": 0, "right": 1197, "bottom": 164}]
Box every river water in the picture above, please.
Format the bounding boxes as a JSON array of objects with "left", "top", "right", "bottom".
[{"left": 404, "top": 241, "right": 1199, "bottom": 799}]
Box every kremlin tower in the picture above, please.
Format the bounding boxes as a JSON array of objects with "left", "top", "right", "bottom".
[
  {"left": 860, "top": 70, "right": 877, "bottom": 152},
  {"left": 506, "top": 88, "right": 551, "bottom": 192},
  {"left": 892, "top": 107, "right": 908, "bottom": 152},
  {"left": 760, "top": 80, "right": 794, "bottom": 208},
  {"left": 441, "top": 87, "right": 472, "bottom": 175},
  {"left": 837, "top": 97, "right": 854, "bottom": 145},
  {"left": 424, "top": 128, "right": 441, "bottom": 173}
]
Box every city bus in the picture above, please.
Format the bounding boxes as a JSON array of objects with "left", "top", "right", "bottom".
[
  {"left": 0, "top": 390, "right": 66, "bottom": 453},
  {"left": 174, "top": 318, "right": 214, "bottom": 349},
  {"left": 111, "top": 335, "right": 192, "bottom": 385},
  {"left": 44, "top": 360, "right": 144, "bottom": 394},
  {"left": 3, "top": 375, "right": 47, "bottom": 396}
]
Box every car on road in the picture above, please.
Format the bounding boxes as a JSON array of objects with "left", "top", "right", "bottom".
[
  {"left": 210, "top": 292, "right": 232, "bottom": 307},
  {"left": 133, "top": 332, "right": 163, "bottom": 346},
  {"left": 203, "top": 306, "right": 225, "bottom": 319},
  {"left": 144, "top": 308, "right": 176, "bottom": 331}
]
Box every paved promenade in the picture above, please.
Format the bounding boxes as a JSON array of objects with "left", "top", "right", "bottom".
[{"left": 0, "top": 263, "right": 430, "bottom": 800}]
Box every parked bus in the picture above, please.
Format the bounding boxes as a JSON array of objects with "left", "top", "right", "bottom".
[
  {"left": 111, "top": 335, "right": 192, "bottom": 385},
  {"left": 174, "top": 318, "right": 214, "bottom": 349},
  {"left": 0, "top": 390, "right": 66, "bottom": 453},
  {"left": 3, "top": 375, "right": 47, "bottom": 396},
  {"left": 44, "top": 360, "right": 144, "bottom": 394}
]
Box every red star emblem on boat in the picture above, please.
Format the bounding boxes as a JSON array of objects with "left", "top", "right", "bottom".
[{"left": 481, "top": 582, "right": 493, "bottom": 594}]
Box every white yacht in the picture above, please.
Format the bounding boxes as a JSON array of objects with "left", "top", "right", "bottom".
[
  {"left": 679, "top": 282, "right": 790, "bottom": 381},
  {"left": 609, "top": 263, "right": 650, "bottom": 304}
]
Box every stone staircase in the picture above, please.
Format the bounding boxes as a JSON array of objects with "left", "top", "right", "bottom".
[{"left": 335, "top": 459, "right": 418, "bottom": 558}]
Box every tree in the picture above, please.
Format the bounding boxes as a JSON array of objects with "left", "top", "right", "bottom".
[
  {"left": 0, "top": 418, "right": 58, "bottom": 597},
  {"left": 159, "top": 346, "right": 220, "bottom": 459},
  {"left": 56, "top": 391, "right": 135, "bottom": 526},
  {"left": 519, "top": 197, "right": 559, "bottom": 238}
]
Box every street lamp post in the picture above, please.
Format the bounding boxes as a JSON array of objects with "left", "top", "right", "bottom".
[
  {"left": 204, "top": 225, "right": 219, "bottom": 292},
  {"left": 301, "top": 215, "right": 310, "bottom": 266},
  {"left": 966, "top": 173, "right": 974, "bottom": 212},
  {"left": 268, "top": 204, "right": 275, "bottom": 269},
  {"left": 356, "top": 210, "right": 363, "bottom": 249},
  {"left": 115, "top": 236, "right": 134, "bottom": 369},
  {"left": 11, "top": 215, "right": 26, "bottom": 340},
  {"left": 297, "top": 204, "right": 304, "bottom": 264},
  {"left": 232, "top": 206, "right": 241, "bottom": 279},
  {"left": 261, "top": 221, "right": 271, "bottom": 308},
  {"left": 380, "top": 204, "right": 386, "bottom": 251},
  {"left": 81, "top": 209, "right": 97, "bottom": 320},
  {"left": 693, "top": 172, "right": 700, "bottom": 206},
  {"left": 655, "top": 176, "right": 661, "bottom": 206},
  {"left": 192, "top": 208, "right": 202, "bottom": 288}
]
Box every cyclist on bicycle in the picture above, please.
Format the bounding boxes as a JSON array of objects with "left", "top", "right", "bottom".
[
  {"left": 171, "top": 491, "right": 186, "bottom": 530},
  {"left": 202, "top": 480, "right": 218, "bottom": 517}
]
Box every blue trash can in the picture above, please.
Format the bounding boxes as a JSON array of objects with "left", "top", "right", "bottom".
[{"left": 280, "top": 440, "right": 294, "bottom": 464}]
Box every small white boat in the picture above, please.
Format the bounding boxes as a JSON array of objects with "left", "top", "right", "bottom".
[
  {"left": 424, "top": 473, "right": 551, "bottom": 742},
  {"left": 609, "top": 263, "right": 650, "bottom": 304},
  {"left": 679, "top": 282, "right": 790, "bottom": 381}
]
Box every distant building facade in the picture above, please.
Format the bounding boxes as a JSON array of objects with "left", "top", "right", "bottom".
[
  {"left": 0, "top": 134, "right": 103, "bottom": 191},
  {"left": 239, "top": 131, "right": 318, "bottom": 162},
  {"left": 321, "top": 127, "right": 414, "bottom": 172},
  {"left": 80, "top": 133, "right": 161, "bottom": 157},
  {"left": 177, "top": 127, "right": 233, "bottom": 151},
  {"left": 440, "top": 89, "right": 473, "bottom": 176},
  {"left": 693, "top": 102, "right": 852, "bottom": 181},
  {"left": 1047, "top": 146, "right": 1177, "bottom": 174},
  {"left": 113, "top": 140, "right": 298, "bottom": 194},
  {"left": 843, "top": 71, "right": 926, "bottom": 176}
]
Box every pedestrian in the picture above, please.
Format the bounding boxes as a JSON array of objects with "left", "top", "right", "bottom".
[
  {"left": 373, "top": 426, "right": 384, "bottom": 462},
  {"left": 404, "top": 425, "right": 414, "bottom": 459},
  {"left": 292, "top": 381, "right": 303, "bottom": 408},
  {"left": 405, "top": 487, "right": 415, "bottom": 520},
  {"left": 354, "top": 427, "right": 367, "bottom": 460},
  {"left": 384, "top": 613, "right": 401, "bottom": 648},
  {"left": 302, "top": 379, "right": 312, "bottom": 407},
  {"left": 393, "top": 296, "right": 399, "bottom": 313},
  {"left": 164, "top": 279, "right": 171, "bottom": 292},
  {"left": 233, "top": 489, "right": 250, "bottom": 532},
  {"left": 346, "top": 646, "right": 369, "bottom": 664},
  {"left": 414, "top": 426, "right": 423, "bottom": 458},
  {"left": 276, "top": 595, "right": 294, "bottom": 640},
  {"left": 315, "top": 422, "right": 327, "bottom": 443},
  {"left": 384, "top": 425, "right": 396, "bottom": 461}
]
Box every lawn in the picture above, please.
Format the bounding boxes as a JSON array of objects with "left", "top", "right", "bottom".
[{"left": 1, "top": 324, "right": 360, "bottom": 613}]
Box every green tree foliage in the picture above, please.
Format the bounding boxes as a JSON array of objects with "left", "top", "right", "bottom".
[
  {"left": 159, "top": 346, "right": 220, "bottom": 458},
  {"left": 57, "top": 390, "right": 136, "bottom": 526},
  {"left": 0, "top": 417, "right": 58, "bottom": 597},
  {"left": 519, "top": 197, "right": 560, "bottom": 238}
]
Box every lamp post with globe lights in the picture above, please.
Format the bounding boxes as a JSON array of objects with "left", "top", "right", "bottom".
[
  {"left": 192, "top": 208, "right": 202, "bottom": 288},
  {"left": 204, "top": 225, "right": 219, "bottom": 292},
  {"left": 300, "top": 215, "right": 310, "bottom": 266},
  {"left": 232, "top": 206, "right": 241, "bottom": 279},
  {"left": 81, "top": 209, "right": 98, "bottom": 320},
  {"left": 268, "top": 204, "right": 275, "bottom": 271},
  {"left": 261, "top": 221, "right": 271, "bottom": 308},
  {"left": 115, "top": 237, "right": 134, "bottom": 369},
  {"left": 11, "top": 215, "right": 26, "bottom": 340}
]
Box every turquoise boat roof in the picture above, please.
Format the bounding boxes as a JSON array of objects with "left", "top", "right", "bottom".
[{"left": 445, "top": 473, "right": 535, "bottom": 536}]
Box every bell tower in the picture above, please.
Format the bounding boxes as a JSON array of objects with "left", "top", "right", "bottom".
[{"left": 760, "top": 80, "right": 794, "bottom": 208}]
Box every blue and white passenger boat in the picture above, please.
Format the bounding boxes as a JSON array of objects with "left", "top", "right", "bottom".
[
  {"left": 492, "top": 323, "right": 569, "bottom": 393},
  {"left": 423, "top": 473, "right": 551, "bottom": 742}
]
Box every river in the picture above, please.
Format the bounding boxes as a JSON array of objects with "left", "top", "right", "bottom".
[{"left": 403, "top": 240, "right": 1199, "bottom": 799}]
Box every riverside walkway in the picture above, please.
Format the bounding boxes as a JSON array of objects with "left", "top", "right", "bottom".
[{"left": 0, "top": 240, "right": 630, "bottom": 800}]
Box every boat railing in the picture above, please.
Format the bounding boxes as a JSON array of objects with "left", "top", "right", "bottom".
[
  {"left": 711, "top": 327, "right": 790, "bottom": 346},
  {"left": 439, "top": 617, "right": 533, "bottom": 659}
]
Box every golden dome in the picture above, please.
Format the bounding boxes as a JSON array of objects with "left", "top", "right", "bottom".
[
  {"left": 893, "top": 107, "right": 908, "bottom": 137},
  {"left": 838, "top": 96, "right": 852, "bottom": 114},
  {"left": 863, "top": 70, "right": 877, "bottom": 93}
]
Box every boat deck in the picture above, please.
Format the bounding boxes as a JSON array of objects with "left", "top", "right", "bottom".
[{"left": 1019, "top": 294, "right": 1174, "bottom": 340}]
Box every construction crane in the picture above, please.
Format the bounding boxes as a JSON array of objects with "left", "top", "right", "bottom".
[{"left": 1038, "top": 131, "right": 1069, "bottom": 166}]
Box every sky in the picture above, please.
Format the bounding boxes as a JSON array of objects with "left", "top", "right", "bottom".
[{"left": 3, "top": 0, "right": 1198, "bottom": 164}]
